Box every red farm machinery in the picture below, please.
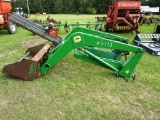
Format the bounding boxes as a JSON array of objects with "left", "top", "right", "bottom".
[
  {"left": 105, "top": 0, "right": 143, "bottom": 33},
  {"left": 0, "top": 0, "right": 17, "bottom": 34}
]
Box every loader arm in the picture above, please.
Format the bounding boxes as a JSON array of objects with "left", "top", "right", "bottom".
[
  {"left": 3, "top": 26, "right": 144, "bottom": 80},
  {"left": 40, "top": 27, "right": 144, "bottom": 79}
]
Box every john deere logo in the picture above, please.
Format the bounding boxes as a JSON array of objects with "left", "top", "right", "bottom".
[
  {"left": 125, "top": 70, "right": 130, "bottom": 74},
  {"left": 74, "top": 36, "right": 81, "bottom": 43}
]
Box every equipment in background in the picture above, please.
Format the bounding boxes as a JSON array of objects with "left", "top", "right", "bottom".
[
  {"left": 95, "top": 16, "right": 106, "bottom": 22},
  {"left": 0, "top": 0, "right": 17, "bottom": 34},
  {"left": 133, "top": 24, "right": 160, "bottom": 56},
  {"left": 140, "top": 6, "right": 159, "bottom": 13},
  {"left": 139, "top": 11, "right": 160, "bottom": 25},
  {"left": 139, "top": 11, "right": 153, "bottom": 25},
  {"left": 15, "top": 7, "right": 24, "bottom": 16},
  {"left": 2, "top": 13, "right": 144, "bottom": 81},
  {"left": 15, "top": 7, "right": 29, "bottom": 18},
  {"left": 104, "top": 0, "right": 143, "bottom": 34},
  {"left": 31, "top": 16, "right": 103, "bottom": 33},
  {"left": 62, "top": 21, "right": 103, "bottom": 33}
]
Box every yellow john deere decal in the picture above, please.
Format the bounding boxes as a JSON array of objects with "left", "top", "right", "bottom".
[{"left": 74, "top": 36, "right": 81, "bottom": 43}]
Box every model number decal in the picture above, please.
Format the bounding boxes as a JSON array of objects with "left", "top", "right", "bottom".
[{"left": 97, "top": 41, "right": 112, "bottom": 47}]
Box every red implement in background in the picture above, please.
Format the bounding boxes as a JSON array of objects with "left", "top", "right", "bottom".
[
  {"left": 0, "top": 0, "right": 17, "bottom": 34},
  {"left": 0, "top": 0, "right": 12, "bottom": 26},
  {"left": 105, "top": 0, "right": 143, "bottom": 33}
]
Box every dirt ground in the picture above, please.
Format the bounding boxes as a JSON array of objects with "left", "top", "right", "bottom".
[{"left": 21, "top": 39, "right": 47, "bottom": 48}]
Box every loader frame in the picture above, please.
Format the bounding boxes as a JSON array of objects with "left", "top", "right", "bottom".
[{"left": 2, "top": 13, "right": 144, "bottom": 81}]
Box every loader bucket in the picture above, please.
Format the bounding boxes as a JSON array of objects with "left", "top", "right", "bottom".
[{"left": 2, "top": 44, "right": 50, "bottom": 81}]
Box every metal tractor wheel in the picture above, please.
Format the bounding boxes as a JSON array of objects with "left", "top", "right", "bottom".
[{"left": 7, "top": 21, "right": 17, "bottom": 34}]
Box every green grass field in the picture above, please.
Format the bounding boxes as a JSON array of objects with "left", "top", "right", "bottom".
[{"left": 0, "top": 14, "right": 160, "bottom": 120}]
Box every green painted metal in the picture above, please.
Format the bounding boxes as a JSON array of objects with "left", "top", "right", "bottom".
[
  {"left": 17, "top": 52, "right": 30, "bottom": 62},
  {"left": 73, "top": 47, "right": 123, "bottom": 70},
  {"left": 40, "top": 27, "right": 144, "bottom": 79},
  {"left": 81, "top": 48, "right": 120, "bottom": 72},
  {"left": 66, "top": 26, "right": 128, "bottom": 43},
  {"left": 82, "top": 46, "right": 122, "bottom": 60},
  {"left": 2, "top": 26, "right": 144, "bottom": 80}
]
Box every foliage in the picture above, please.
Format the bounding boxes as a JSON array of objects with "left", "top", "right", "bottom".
[
  {"left": 11, "top": 0, "right": 111, "bottom": 14},
  {"left": 11, "top": 0, "right": 160, "bottom": 14},
  {"left": 141, "top": 0, "right": 160, "bottom": 7},
  {"left": 86, "top": 7, "right": 97, "bottom": 14}
]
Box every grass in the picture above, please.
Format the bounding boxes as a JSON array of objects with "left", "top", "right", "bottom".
[{"left": 0, "top": 14, "right": 160, "bottom": 120}]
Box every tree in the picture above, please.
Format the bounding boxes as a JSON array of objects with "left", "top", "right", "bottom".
[
  {"left": 12, "top": 0, "right": 147, "bottom": 14},
  {"left": 141, "top": 0, "right": 160, "bottom": 7}
]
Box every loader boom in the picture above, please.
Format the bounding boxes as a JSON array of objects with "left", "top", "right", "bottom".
[
  {"left": 2, "top": 13, "right": 144, "bottom": 81},
  {"left": 40, "top": 27, "right": 144, "bottom": 79}
]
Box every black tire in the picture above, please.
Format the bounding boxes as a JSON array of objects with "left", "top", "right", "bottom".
[
  {"left": 104, "top": 24, "right": 109, "bottom": 32},
  {"left": 7, "top": 21, "right": 17, "bottom": 34},
  {"left": 112, "top": 27, "right": 116, "bottom": 32},
  {"left": 99, "top": 27, "right": 102, "bottom": 31},
  {"left": 64, "top": 26, "right": 70, "bottom": 33}
]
